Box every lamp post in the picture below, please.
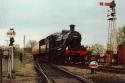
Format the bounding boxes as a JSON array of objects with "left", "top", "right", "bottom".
[{"left": 7, "top": 28, "right": 16, "bottom": 79}]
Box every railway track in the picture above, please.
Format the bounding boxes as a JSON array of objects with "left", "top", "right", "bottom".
[
  {"left": 35, "top": 60, "right": 95, "bottom": 83},
  {"left": 96, "top": 66, "right": 125, "bottom": 74},
  {"left": 35, "top": 61, "right": 51, "bottom": 83},
  {"left": 59, "top": 64, "right": 125, "bottom": 74}
]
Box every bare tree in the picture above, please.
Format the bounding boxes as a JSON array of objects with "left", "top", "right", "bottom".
[
  {"left": 91, "top": 44, "right": 106, "bottom": 56},
  {"left": 26, "top": 40, "right": 37, "bottom": 51}
]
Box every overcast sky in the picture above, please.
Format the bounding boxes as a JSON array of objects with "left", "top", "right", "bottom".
[{"left": 0, "top": 0, "right": 125, "bottom": 47}]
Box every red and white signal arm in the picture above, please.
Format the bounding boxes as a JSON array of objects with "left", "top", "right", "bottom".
[
  {"left": 7, "top": 29, "right": 16, "bottom": 37},
  {"left": 7, "top": 31, "right": 16, "bottom": 35},
  {"left": 99, "top": 2, "right": 112, "bottom": 6},
  {"left": 89, "top": 61, "right": 98, "bottom": 68}
]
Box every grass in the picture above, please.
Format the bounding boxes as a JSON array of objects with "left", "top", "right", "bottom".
[{"left": 2, "top": 52, "right": 34, "bottom": 80}]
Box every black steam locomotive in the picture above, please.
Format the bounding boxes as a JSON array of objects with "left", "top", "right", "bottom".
[{"left": 32, "top": 25, "right": 90, "bottom": 64}]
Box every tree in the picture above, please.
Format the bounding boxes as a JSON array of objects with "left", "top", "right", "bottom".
[
  {"left": 91, "top": 43, "right": 106, "bottom": 56},
  {"left": 26, "top": 40, "right": 37, "bottom": 51},
  {"left": 117, "top": 26, "right": 125, "bottom": 45}
]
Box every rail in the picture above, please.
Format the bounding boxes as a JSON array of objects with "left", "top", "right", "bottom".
[
  {"left": 37, "top": 61, "right": 95, "bottom": 83},
  {"left": 51, "top": 64, "right": 95, "bottom": 83},
  {"left": 35, "top": 61, "right": 51, "bottom": 83}
]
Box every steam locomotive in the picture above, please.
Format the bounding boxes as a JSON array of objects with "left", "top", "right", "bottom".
[{"left": 32, "top": 25, "right": 90, "bottom": 64}]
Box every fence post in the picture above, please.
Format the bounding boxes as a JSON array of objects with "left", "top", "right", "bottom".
[{"left": 0, "top": 49, "right": 2, "bottom": 83}]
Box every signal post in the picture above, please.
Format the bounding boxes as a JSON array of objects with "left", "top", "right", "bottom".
[
  {"left": 100, "top": 0, "right": 117, "bottom": 65},
  {"left": 0, "top": 49, "right": 2, "bottom": 83},
  {"left": 7, "top": 28, "right": 16, "bottom": 79}
]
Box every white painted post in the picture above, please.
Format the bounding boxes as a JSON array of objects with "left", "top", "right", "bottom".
[
  {"left": 7, "top": 28, "right": 16, "bottom": 79},
  {"left": 0, "top": 49, "right": 3, "bottom": 83},
  {"left": 11, "top": 46, "right": 13, "bottom": 72}
]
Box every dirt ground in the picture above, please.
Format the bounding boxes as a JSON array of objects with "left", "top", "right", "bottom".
[
  {"left": 58, "top": 66, "right": 125, "bottom": 83},
  {"left": 3, "top": 61, "right": 41, "bottom": 83}
]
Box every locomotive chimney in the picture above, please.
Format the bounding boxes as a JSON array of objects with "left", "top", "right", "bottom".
[{"left": 69, "top": 24, "right": 75, "bottom": 31}]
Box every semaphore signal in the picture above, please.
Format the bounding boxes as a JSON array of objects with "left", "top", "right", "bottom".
[
  {"left": 6, "top": 28, "right": 16, "bottom": 79},
  {"left": 99, "top": 0, "right": 117, "bottom": 54}
]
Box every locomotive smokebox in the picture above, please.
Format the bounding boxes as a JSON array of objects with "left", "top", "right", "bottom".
[{"left": 70, "top": 24, "right": 75, "bottom": 31}]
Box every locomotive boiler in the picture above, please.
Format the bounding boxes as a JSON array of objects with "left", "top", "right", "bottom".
[{"left": 32, "top": 25, "right": 89, "bottom": 64}]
